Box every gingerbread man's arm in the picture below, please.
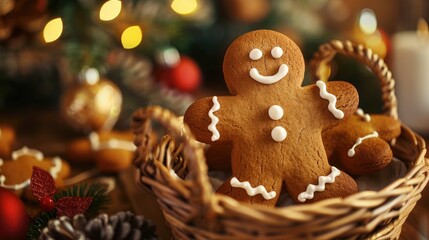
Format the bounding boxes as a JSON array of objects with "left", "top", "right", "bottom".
[
  {"left": 184, "top": 96, "right": 237, "bottom": 144},
  {"left": 307, "top": 81, "right": 359, "bottom": 128}
]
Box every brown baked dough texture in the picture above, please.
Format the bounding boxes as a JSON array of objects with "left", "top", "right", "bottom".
[
  {"left": 184, "top": 30, "right": 359, "bottom": 206},
  {"left": 65, "top": 131, "right": 136, "bottom": 172}
]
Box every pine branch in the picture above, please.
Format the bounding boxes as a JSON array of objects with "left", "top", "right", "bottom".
[
  {"left": 26, "top": 182, "right": 111, "bottom": 240},
  {"left": 53, "top": 182, "right": 111, "bottom": 217}
]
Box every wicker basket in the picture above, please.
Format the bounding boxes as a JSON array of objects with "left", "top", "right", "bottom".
[{"left": 131, "top": 40, "right": 429, "bottom": 240}]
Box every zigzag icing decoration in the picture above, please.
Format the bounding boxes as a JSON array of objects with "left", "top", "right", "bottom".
[
  {"left": 230, "top": 177, "right": 276, "bottom": 200},
  {"left": 298, "top": 166, "right": 341, "bottom": 202},
  {"left": 316, "top": 80, "right": 344, "bottom": 119},
  {"left": 208, "top": 96, "right": 220, "bottom": 141}
]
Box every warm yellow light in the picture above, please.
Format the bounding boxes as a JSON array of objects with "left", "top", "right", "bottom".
[
  {"left": 171, "top": 0, "right": 198, "bottom": 15},
  {"left": 43, "top": 18, "right": 63, "bottom": 43},
  {"left": 121, "top": 26, "right": 142, "bottom": 49},
  {"left": 99, "top": 0, "right": 122, "bottom": 21},
  {"left": 359, "top": 9, "right": 377, "bottom": 35}
]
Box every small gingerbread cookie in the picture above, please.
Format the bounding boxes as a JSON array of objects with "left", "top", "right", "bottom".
[
  {"left": 0, "top": 146, "right": 70, "bottom": 192},
  {"left": 66, "top": 131, "right": 136, "bottom": 172},
  {"left": 323, "top": 108, "right": 401, "bottom": 175},
  {"left": 0, "top": 125, "right": 16, "bottom": 158},
  {"left": 184, "top": 30, "right": 360, "bottom": 206}
]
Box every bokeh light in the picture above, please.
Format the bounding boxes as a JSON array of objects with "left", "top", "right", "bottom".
[
  {"left": 121, "top": 26, "right": 142, "bottom": 49},
  {"left": 359, "top": 9, "right": 377, "bottom": 34},
  {"left": 171, "top": 0, "right": 198, "bottom": 15},
  {"left": 99, "top": 0, "right": 122, "bottom": 21},
  {"left": 43, "top": 18, "right": 63, "bottom": 43}
]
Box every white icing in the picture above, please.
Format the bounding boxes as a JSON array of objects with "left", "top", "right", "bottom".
[
  {"left": 249, "top": 64, "right": 288, "bottom": 85},
  {"left": 208, "top": 96, "right": 221, "bottom": 141},
  {"left": 0, "top": 148, "right": 64, "bottom": 190},
  {"left": 89, "top": 132, "right": 136, "bottom": 151},
  {"left": 268, "top": 105, "right": 284, "bottom": 120},
  {"left": 298, "top": 166, "right": 341, "bottom": 202},
  {"left": 271, "top": 47, "right": 283, "bottom": 58},
  {"left": 348, "top": 131, "right": 379, "bottom": 157},
  {"left": 0, "top": 175, "right": 30, "bottom": 190},
  {"left": 12, "top": 146, "right": 43, "bottom": 160},
  {"left": 316, "top": 80, "right": 344, "bottom": 119},
  {"left": 230, "top": 177, "right": 276, "bottom": 200},
  {"left": 49, "top": 157, "right": 62, "bottom": 178},
  {"left": 271, "top": 126, "right": 287, "bottom": 142},
  {"left": 356, "top": 108, "right": 371, "bottom": 122},
  {"left": 89, "top": 132, "right": 100, "bottom": 150},
  {"left": 249, "top": 48, "right": 263, "bottom": 60}
]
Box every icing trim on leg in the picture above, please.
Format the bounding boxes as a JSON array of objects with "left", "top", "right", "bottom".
[
  {"left": 230, "top": 177, "right": 277, "bottom": 200},
  {"left": 298, "top": 166, "right": 341, "bottom": 202}
]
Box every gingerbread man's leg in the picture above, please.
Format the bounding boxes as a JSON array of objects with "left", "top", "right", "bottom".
[
  {"left": 217, "top": 176, "right": 282, "bottom": 207},
  {"left": 284, "top": 166, "right": 358, "bottom": 204}
]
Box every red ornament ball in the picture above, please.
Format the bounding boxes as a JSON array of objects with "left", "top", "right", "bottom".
[
  {"left": 40, "top": 196, "right": 55, "bottom": 212},
  {"left": 0, "top": 188, "right": 29, "bottom": 240},
  {"left": 158, "top": 56, "right": 202, "bottom": 92}
]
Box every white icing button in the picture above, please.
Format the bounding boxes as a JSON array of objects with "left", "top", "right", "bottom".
[
  {"left": 249, "top": 48, "right": 263, "bottom": 60},
  {"left": 271, "top": 46, "right": 283, "bottom": 58},
  {"left": 268, "top": 105, "right": 283, "bottom": 120},
  {"left": 271, "top": 126, "right": 287, "bottom": 142}
]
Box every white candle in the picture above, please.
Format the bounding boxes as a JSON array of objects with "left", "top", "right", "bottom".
[{"left": 392, "top": 24, "right": 429, "bottom": 133}]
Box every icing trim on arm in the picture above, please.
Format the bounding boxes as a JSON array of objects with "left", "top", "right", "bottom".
[
  {"left": 348, "top": 131, "right": 379, "bottom": 157},
  {"left": 208, "top": 96, "right": 221, "bottom": 141},
  {"left": 356, "top": 108, "right": 371, "bottom": 122},
  {"left": 230, "top": 177, "right": 277, "bottom": 200},
  {"left": 316, "top": 80, "right": 344, "bottom": 119},
  {"left": 249, "top": 64, "right": 289, "bottom": 85},
  {"left": 298, "top": 166, "right": 341, "bottom": 202}
]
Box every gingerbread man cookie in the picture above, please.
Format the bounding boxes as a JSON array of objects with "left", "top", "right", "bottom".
[
  {"left": 0, "top": 146, "right": 70, "bottom": 191},
  {"left": 184, "top": 30, "right": 359, "bottom": 206},
  {"left": 0, "top": 125, "right": 15, "bottom": 158},
  {"left": 66, "top": 131, "right": 136, "bottom": 172},
  {"left": 323, "top": 108, "right": 401, "bottom": 175}
]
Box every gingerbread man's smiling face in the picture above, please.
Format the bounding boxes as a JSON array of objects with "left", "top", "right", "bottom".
[{"left": 223, "top": 30, "right": 305, "bottom": 95}]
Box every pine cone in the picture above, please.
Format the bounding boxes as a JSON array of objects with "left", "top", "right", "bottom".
[{"left": 39, "top": 211, "right": 158, "bottom": 240}]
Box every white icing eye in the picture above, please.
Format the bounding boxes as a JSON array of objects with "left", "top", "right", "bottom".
[
  {"left": 249, "top": 48, "right": 263, "bottom": 60},
  {"left": 271, "top": 47, "right": 283, "bottom": 59}
]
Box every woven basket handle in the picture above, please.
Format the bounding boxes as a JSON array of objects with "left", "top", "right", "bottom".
[
  {"left": 131, "top": 106, "right": 213, "bottom": 209},
  {"left": 309, "top": 40, "right": 398, "bottom": 119}
]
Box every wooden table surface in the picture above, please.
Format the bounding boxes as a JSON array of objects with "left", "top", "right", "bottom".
[{"left": 2, "top": 109, "right": 428, "bottom": 240}]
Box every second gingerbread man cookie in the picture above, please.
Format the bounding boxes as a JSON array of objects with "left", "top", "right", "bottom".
[{"left": 184, "top": 30, "right": 360, "bottom": 206}]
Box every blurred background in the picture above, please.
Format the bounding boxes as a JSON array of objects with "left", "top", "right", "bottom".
[{"left": 0, "top": 0, "right": 429, "bottom": 134}]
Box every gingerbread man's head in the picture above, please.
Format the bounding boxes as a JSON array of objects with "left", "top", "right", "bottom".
[{"left": 223, "top": 30, "right": 305, "bottom": 95}]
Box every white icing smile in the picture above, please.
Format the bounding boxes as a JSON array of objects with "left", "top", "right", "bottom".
[
  {"left": 249, "top": 64, "right": 289, "bottom": 85},
  {"left": 248, "top": 47, "right": 288, "bottom": 85}
]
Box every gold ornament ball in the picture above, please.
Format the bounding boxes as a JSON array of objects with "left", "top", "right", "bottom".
[{"left": 61, "top": 78, "right": 122, "bottom": 132}]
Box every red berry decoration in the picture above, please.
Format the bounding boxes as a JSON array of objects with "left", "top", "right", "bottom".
[
  {"left": 0, "top": 187, "right": 29, "bottom": 240},
  {"left": 40, "top": 196, "right": 55, "bottom": 212},
  {"left": 30, "top": 167, "right": 93, "bottom": 218}
]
